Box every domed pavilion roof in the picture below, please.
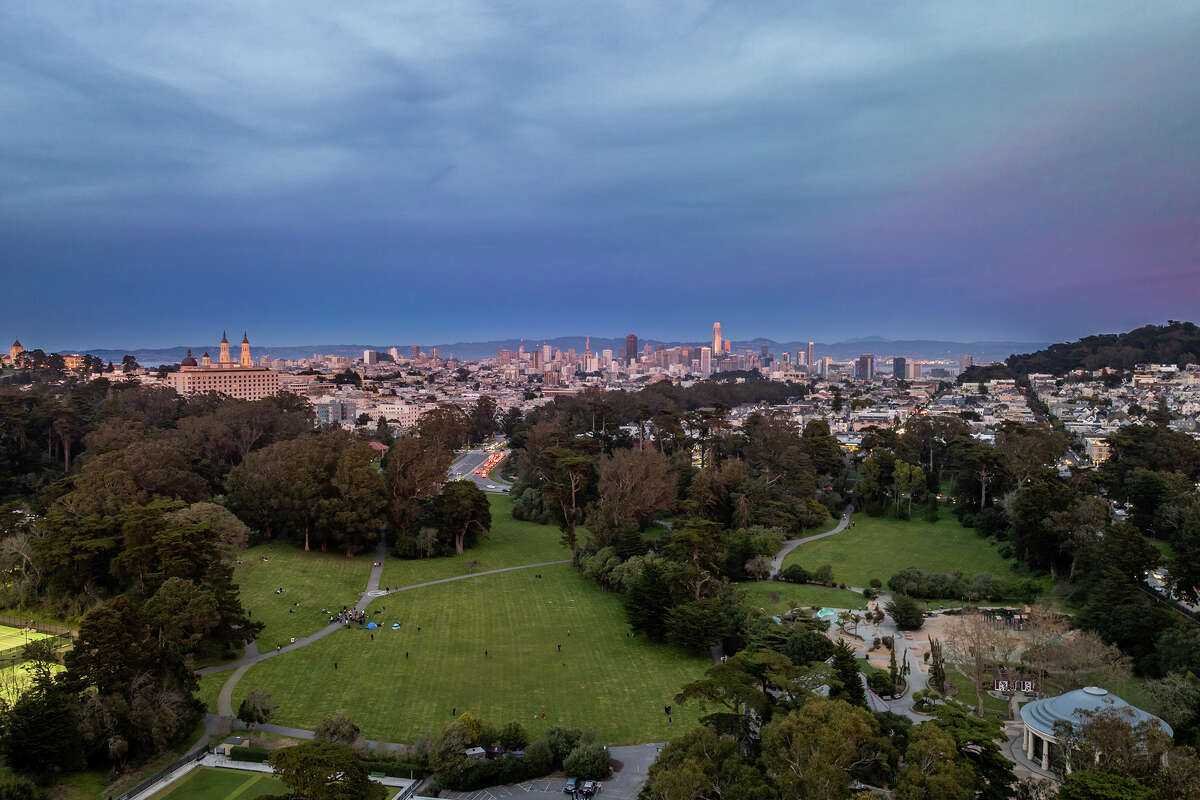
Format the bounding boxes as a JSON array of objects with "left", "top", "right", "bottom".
[{"left": 1020, "top": 686, "right": 1171, "bottom": 738}]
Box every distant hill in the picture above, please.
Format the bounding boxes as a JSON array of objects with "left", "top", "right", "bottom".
[
  {"left": 961, "top": 321, "right": 1200, "bottom": 381},
  {"left": 71, "top": 336, "right": 1048, "bottom": 366}
]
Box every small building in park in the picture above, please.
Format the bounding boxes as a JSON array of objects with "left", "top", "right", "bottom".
[{"left": 1018, "top": 686, "right": 1172, "bottom": 772}]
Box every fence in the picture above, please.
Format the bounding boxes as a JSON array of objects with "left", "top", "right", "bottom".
[
  {"left": 0, "top": 634, "right": 72, "bottom": 668},
  {"left": 0, "top": 613, "right": 74, "bottom": 637},
  {"left": 113, "top": 747, "right": 208, "bottom": 800}
]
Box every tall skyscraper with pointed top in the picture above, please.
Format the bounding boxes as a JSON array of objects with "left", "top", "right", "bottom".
[{"left": 712, "top": 322, "right": 722, "bottom": 355}]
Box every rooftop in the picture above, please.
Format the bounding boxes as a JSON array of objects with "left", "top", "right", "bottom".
[{"left": 1020, "top": 686, "right": 1172, "bottom": 738}]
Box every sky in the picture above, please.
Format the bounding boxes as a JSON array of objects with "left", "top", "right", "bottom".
[{"left": 2, "top": 2, "right": 1199, "bottom": 351}]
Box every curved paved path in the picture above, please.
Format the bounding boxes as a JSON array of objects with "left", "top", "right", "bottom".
[
  {"left": 206, "top": 533, "right": 570, "bottom": 715},
  {"left": 769, "top": 505, "right": 854, "bottom": 576}
]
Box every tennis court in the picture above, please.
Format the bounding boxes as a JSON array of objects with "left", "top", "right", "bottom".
[
  {"left": 0, "top": 624, "right": 53, "bottom": 651},
  {"left": 146, "top": 767, "right": 286, "bottom": 800}
]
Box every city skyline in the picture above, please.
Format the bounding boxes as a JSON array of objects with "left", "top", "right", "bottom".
[{"left": 2, "top": 3, "right": 1198, "bottom": 349}]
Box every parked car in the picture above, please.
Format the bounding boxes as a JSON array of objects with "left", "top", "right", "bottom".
[
  {"left": 581, "top": 781, "right": 602, "bottom": 796},
  {"left": 564, "top": 778, "right": 578, "bottom": 794}
]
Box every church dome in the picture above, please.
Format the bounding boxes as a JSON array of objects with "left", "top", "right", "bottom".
[{"left": 180, "top": 349, "right": 198, "bottom": 367}]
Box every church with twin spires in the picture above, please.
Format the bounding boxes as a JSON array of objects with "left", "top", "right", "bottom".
[{"left": 165, "top": 331, "right": 280, "bottom": 400}]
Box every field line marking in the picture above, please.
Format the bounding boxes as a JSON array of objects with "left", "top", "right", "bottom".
[{"left": 224, "top": 772, "right": 265, "bottom": 800}]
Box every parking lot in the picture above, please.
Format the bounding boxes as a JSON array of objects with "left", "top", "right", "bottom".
[{"left": 439, "top": 744, "right": 660, "bottom": 800}]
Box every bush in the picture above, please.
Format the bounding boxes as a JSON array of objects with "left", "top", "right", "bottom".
[
  {"left": 868, "top": 578, "right": 882, "bottom": 589},
  {"left": 867, "top": 671, "right": 893, "bottom": 694},
  {"left": 783, "top": 630, "right": 835, "bottom": 665},
  {"left": 498, "top": 721, "right": 528, "bottom": 751},
  {"left": 230, "top": 746, "right": 271, "bottom": 763},
  {"left": 812, "top": 565, "right": 834, "bottom": 584},
  {"left": 359, "top": 759, "right": 426, "bottom": 777},
  {"left": 777, "top": 564, "right": 811, "bottom": 584},
  {"left": 861, "top": 588, "right": 877, "bottom": 600},
  {"left": 563, "top": 743, "right": 610, "bottom": 780}
]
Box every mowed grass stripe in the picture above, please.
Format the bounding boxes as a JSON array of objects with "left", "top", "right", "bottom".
[
  {"left": 234, "top": 565, "right": 708, "bottom": 745},
  {"left": 148, "top": 767, "right": 286, "bottom": 800}
]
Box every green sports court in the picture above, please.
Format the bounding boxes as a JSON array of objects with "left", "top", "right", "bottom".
[{"left": 145, "top": 767, "right": 286, "bottom": 800}]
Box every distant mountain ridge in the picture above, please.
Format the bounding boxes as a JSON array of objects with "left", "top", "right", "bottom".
[{"left": 71, "top": 336, "right": 1049, "bottom": 367}]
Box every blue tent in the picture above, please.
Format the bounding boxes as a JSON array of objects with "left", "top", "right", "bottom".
[
  {"left": 365, "top": 622, "right": 379, "bottom": 629},
  {"left": 391, "top": 623, "right": 400, "bottom": 630}
]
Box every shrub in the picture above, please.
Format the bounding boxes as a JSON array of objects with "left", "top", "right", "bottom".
[
  {"left": 783, "top": 630, "right": 835, "bottom": 665},
  {"left": 230, "top": 746, "right": 271, "bottom": 763},
  {"left": 867, "top": 671, "right": 892, "bottom": 693},
  {"left": 523, "top": 738, "right": 554, "bottom": 775},
  {"left": 563, "top": 743, "right": 610, "bottom": 780},
  {"left": 868, "top": 578, "right": 882, "bottom": 589},
  {"left": 777, "top": 564, "right": 811, "bottom": 584},
  {"left": 498, "top": 721, "right": 528, "bottom": 751},
  {"left": 812, "top": 565, "right": 834, "bottom": 584}
]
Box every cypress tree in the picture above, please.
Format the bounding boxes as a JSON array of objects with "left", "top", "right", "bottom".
[{"left": 830, "top": 640, "right": 867, "bottom": 707}]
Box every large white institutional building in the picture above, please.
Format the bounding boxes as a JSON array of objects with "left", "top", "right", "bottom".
[{"left": 165, "top": 331, "right": 280, "bottom": 401}]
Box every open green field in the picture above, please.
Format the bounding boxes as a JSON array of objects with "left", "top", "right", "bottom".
[
  {"left": 737, "top": 582, "right": 867, "bottom": 617},
  {"left": 234, "top": 543, "right": 371, "bottom": 649},
  {"left": 234, "top": 564, "right": 709, "bottom": 745},
  {"left": 378, "top": 494, "right": 570, "bottom": 590},
  {"left": 782, "top": 514, "right": 1047, "bottom": 592},
  {"left": 197, "top": 671, "right": 226, "bottom": 714},
  {"left": 148, "top": 767, "right": 286, "bottom": 800}
]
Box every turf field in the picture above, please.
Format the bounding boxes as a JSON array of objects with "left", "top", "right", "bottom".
[
  {"left": 782, "top": 514, "right": 1046, "bottom": 591},
  {"left": 196, "top": 671, "right": 226, "bottom": 714},
  {"left": 234, "top": 543, "right": 372, "bottom": 648},
  {"left": 737, "top": 582, "right": 868, "bottom": 617},
  {"left": 233, "top": 564, "right": 709, "bottom": 745},
  {"left": 147, "top": 767, "right": 286, "bottom": 800},
  {"left": 378, "top": 494, "right": 570, "bottom": 589}
]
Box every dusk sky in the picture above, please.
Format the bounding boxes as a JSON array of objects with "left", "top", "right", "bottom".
[{"left": 2, "top": 2, "right": 1199, "bottom": 352}]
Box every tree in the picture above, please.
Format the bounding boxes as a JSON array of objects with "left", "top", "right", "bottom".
[
  {"left": 761, "top": 698, "right": 879, "bottom": 800},
  {"left": 563, "top": 743, "right": 610, "bottom": 780},
  {"left": 237, "top": 689, "right": 278, "bottom": 730},
  {"left": 784, "top": 629, "right": 836, "bottom": 666},
  {"left": 929, "top": 701, "right": 1014, "bottom": 800},
  {"left": 829, "top": 640, "right": 867, "bottom": 708},
  {"left": 1055, "top": 772, "right": 1153, "bottom": 800},
  {"left": 0, "top": 662, "right": 84, "bottom": 778},
  {"left": 943, "top": 611, "right": 1009, "bottom": 717},
  {"left": 624, "top": 560, "right": 673, "bottom": 641},
  {"left": 382, "top": 435, "right": 452, "bottom": 541},
  {"left": 468, "top": 396, "right": 499, "bottom": 444},
  {"left": 585, "top": 448, "right": 675, "bottom": 551},
  {"left": 314, "top": 713, "right": 361, "bottom": 745},
  {"left": 885, "top": 595, "right": 924, "bottom": 630},
  {"left": 269, "top": 741, "right": 377, "bottom": 800},
  {"left": 894, "top": 724, "right": 975, "bottom": 800},
  {"left": 417, "top": 405, "right": 470, "bottom": 451},
  {"left": 435, "top": 481, "right": 491, "bottom": 556}
]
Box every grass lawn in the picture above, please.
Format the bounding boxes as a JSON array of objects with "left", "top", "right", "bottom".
[
  {"left": 379, "top": 494, "right": 570, "bottom": 590},
  {"left": 234, "top": 542, "right": 372, "bottom": 649},
  {"left": 0, "top": 661, "right": 64, "bottom": 704},
  {"left": 196, "top": 671, "right": 226, "bottom": 714},
  {"left": 782, "top": 513, "right": 1047, "bottom": 593},
  {"left": 233, "top": 564, "right": 710, "bottom": 746},
  {"left": 945, "top": 667, "right": 1010, "bottom": 719},
  {"left": 737, "top": 582, "right": 867, "bottom": 616},
  {"left": 147, "top": 767, "right": 286, "bottom": 800}
]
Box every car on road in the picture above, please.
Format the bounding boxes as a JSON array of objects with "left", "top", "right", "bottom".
[
  {"left": 563, "top": 777, "right": 578, "bottom": 794},
  {"left": 581, "top": 781, "right": 602, "bottom": 796},
  {"left": 486, "top": 484, "right": 496, "bottom": 489}
]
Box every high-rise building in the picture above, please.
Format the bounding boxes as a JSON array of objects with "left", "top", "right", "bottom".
[
  {"left": 796, "top": 349, "right": 806, "bottom": 366},
  {"left": 724, "top": 339, "right": 731, "bottom": 354},
  {"left": 388, "top": 347, "right": 401, "bottom": 361},
  {"left": 411, "top": 345, "right": 420, "bottom": 360},
  {"left": 625, "top": 333, "right": 638, "bottom": 365},
  {"left": 431, "top": 348, "right": 440, "bottom": 360},
  {"left": 363, "top": 350, "right": 378, "bottom": 365},
  {"left": 807, "top": 342, "right": 815, "bottom": 369},
  {"left": 893, "top": 357, "right": 907, "bottom": 379},
  {"left": 712, "top": 322, "right": 723, "bottom": 355},
  {"left": 542, "top": 344, "right": 552, "bottom": 364},
  {"left": 959, "top": 354, "right": 975, "bottom": 373},
  {"left": 700, "top": 346, "right": 712, "bottom": 377},
  {"left": 855, "top": 354, "right": 875, "bottom": 380}
]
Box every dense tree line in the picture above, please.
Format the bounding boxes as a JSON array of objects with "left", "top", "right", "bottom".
[{"left": 960, "top": 321, "right": 1200, "bottom": 381}]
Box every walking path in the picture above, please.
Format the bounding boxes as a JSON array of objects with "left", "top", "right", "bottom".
[
  {"left": 204, "top": 532, "right": 570, "bottom": 715},
  {"left": 769, "top": 505, "right": 854, "bottom": 576}
]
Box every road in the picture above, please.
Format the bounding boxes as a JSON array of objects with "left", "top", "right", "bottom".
[{"left": 451, "top": 449, "right": 510, "bottom": 493}]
